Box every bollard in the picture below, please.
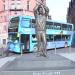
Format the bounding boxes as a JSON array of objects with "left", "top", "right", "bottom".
[
  {"left": 0, "top": 47, "right": 4, "bottom": 56},
  {"left": 21, "top": 46, "right": 22, "bottom": 56},
  {"left": 54, "top": 43, "right": 56, "bottom": 54},
  {"left": 69, "top": 45, "right": 71, "bottom": 53},
  {"left": 21, "top": 45, "right": 23, "bottom": 56}
]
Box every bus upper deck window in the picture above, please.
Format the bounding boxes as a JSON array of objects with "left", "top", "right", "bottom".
[
  {"left": 62, "top": 24, "right": 67, "bottom": 30},
  {"left": 67, "top": 25, "right": 72, "bottom": 31},
  {"left": 54, "top": 23, "right": 61, "bottom": 30},
  {"left": 46, "top": 22, "right": 53, "bottom": 29}
]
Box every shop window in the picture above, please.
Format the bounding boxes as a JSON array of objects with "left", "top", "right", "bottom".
[
  {"left": 3, "top": 39, "right": 6, "bottom": 45},
  {"left": 27, "top": 1, "right": 29, "bottom": 11}
]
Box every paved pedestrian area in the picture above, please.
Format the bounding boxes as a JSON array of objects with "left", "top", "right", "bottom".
[
  {"left": 0, "top": 56, "right": 16, "bottom": 68},
  {"left": 59, "top": 53, "right": 75, "bottom": 62},
  {"left": 0, "top": 47, "right": 75, "bottom": 75}
]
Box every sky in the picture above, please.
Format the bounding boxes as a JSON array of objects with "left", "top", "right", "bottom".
[{"left": 46, "top": 0, "right": 71, "bottom": 22}]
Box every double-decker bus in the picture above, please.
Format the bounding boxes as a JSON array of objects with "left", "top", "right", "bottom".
[{"left": 8, "top": 16, "right": 74, "bottom": 53}]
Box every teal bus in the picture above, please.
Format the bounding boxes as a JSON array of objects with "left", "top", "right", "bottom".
[{"left": 8, "top": 16, "right": 74, "bottom": 53}]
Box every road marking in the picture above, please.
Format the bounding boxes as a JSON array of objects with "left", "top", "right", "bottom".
[
  {"left": 59, "top": 53, "right": 75, "bottom": 62},
  {"left": 0, "top": 56, "right": 16, "bottom": 68}
]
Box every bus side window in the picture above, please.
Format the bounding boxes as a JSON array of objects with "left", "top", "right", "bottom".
[
  {"left": 62, "top": 35, "right": 70, "bottom": 41},
  {"left": 54, "top": 35, "right": 61, "bottom": 41},
  {"left": 32, "top": 35, "right": 37, "bottom": 43},
  {"left": 67, "top": 25, "right": 72, "bottom": 31},
  {"left": 46, "top": 35, "right": 53, "bottom": 42},
  {"left": 46, "top": 22, "right": 53, "bottom": 29},
  {"left": 62, "top": 24, "right": 67, "bottom": 30},
  {"left": 46, "top": 35, "right": 49, "bottom": 41},
  {"left": 54, "top": 23, "right": 61, "bottom": 30}
]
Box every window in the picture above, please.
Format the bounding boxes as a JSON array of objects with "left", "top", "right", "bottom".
[
  {"left": 62, "top": 24, "right": 67, "bottom": 30},
  {"left": 21, "top": 18, "right": 30, "bottom": 28},
  {"left": 4, "top": 25, "right": 8, "bottom": 32},
  {"left": 62, "top": 35, "right": 70, "bottom": 41},
  {"left": 31, "top": 19, "right": 36, "bottom": 28},
  {"left": 3, "top": 39, "right": 6, "bottom": 45},
  {"left": 2, "top": 0, "right": 5, "bottom": 2},
  {"left": 46, "top": 35, "right": 53, "bottom": 41},
  {"left": 46, "top": 22, "right": 53, "bottom": 29},
  {"left": 32, "top": 35, "right": 37, "bottom": 43},
  {"left": 27, "top": 1, "right": 29, "bottom": 11},
  {"left": 17, "top": 3, "right": 20, "bottom": 5},
  {"left": 9, "top": 34, "right": 17, "bottom": 42},
  {"left": 54, "top": 35, "right": 61, "bottom": 41},
  {"left": 4, "top": 16, "right": 7, "bottom": 21},
  {"left": 4, "top": 5, "right": 5, "bottom": 11},
  {"left": 9, "top": 17, "right": 19, "bottom": 28},
  {"left": 11, "top": 3, "right": 15, "bottom": 5},
  {"left": 14, "top": 11, "right": 17, "bottom": 14},
  {"left": 1, "top": 16, "right": 2, "bottom": 18},
  {"left": 8, "top": 28, "right": 18, "bottom": 32},
  {"left": 54, "top": 23, "right": 61, "bottom": 30},
  {"left": 67, "top": 25, "right": 72, "bottom": 31}
]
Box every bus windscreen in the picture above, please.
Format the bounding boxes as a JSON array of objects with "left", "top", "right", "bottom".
[{"left": 9, "top": 17, "right": 19, "bottom": 28}]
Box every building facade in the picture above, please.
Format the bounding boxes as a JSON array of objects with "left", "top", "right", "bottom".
[
  {"left": 67, "top": 0, "right": 75, "bottom": 30},
  {"left": 0, "top": 0, "right": 48, "bottom": 46}
]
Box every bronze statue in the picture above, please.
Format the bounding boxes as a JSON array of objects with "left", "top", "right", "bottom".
[{"left": 33, "top": 0, "right": 49, "bottom": 57}]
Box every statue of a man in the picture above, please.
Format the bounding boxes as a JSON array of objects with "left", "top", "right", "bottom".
[{"left": 33, "top": 1, "right": 49, "bottom": 57}]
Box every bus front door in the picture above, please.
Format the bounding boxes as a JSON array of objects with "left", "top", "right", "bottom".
[{"left": 21, "top": 34, "right": 30, "bottom": 52}]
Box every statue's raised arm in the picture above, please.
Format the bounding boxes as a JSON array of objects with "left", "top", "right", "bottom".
[
  {"left": 33, "top": 4, "right": 39, "bottom": 17},
  {"left": 44, "top": 5, "right": 49, "bottom": 17}
]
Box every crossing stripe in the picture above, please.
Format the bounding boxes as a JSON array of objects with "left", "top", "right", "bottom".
[
  {"left": 0, "top": 56, "right": 16, "bottom": 68},
  {"left": 59, "top": 53, "right": 75, "bottom": 62}
]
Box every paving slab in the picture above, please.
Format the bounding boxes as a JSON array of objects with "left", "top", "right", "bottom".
[{"left": 0, "top": 51, "right": 75, "bottom": 75}]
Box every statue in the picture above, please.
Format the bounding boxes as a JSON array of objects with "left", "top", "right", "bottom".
[{"left": 33, "top": 0, "right": 49, "bottom": 57}]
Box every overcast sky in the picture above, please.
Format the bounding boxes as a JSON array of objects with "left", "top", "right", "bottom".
[{"left": 46, "top": 0, "right": 71, "bottom": 22}]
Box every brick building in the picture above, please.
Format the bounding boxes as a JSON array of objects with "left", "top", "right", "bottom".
[
  {"left": 0, "top": 0, "right": 48, "bottom": 45},
  {"left": 67, "top": 0, "right": 75, "bottom": 30}
]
